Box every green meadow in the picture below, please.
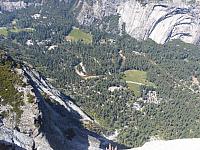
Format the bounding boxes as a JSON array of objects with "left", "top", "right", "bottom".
[
  {"left": 0, "top": 27, "right": 34, "bottom": 36},
  {"left": 66, "top": 28, "right": 92, "bottom": 44},
  {"left": 123, "top": 70, "right": 155, "bottom": 96}
]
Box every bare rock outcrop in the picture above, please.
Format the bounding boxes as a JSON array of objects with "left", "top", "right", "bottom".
[
  {"left": 0, "top": 0, "right": 42, "bottom": 12},
  {"left": 77, "top": 0, "right": 200, "bottom": 44},
  {"left": 118, "top": 0, "right": 200, "bottom": 44},
  {"left": 0, "top": 0, "right": 27, "bottom": 11},
  {"left": 129, "top": 138, "right": 200, "bottom": 150},
  {"left": 2, "top": 0, "right": 200, "bottom": 44},
  {"left": 0, "top": 126, "right": 34, "bottom": 150},
  {"left": 0, "top": 52, "right": 112, "bottom": 149}
]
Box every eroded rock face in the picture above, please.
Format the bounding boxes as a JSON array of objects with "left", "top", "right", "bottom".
[
  {"left": 2, "top": 0, "right": 200, "bottom": 44},
  {"left": 77, "top": 0, "right": 200, "bottom": 44},
  {"left": 0, "top": 54, "right": 107, "bottom": 150},
  {"left": 0, "top": 0, "right": 27, "bottom": 11},
  {"left": 118, "top": 1, "right": 200, "bottom": 44},
  {"left": 0, "top": 126, "right": 34, "bottom": 150},
  {"left": 0, "top": 0, "right": 42, "bottom": 12},
  {"left": 76, "top": 0, "right": 121, "bottom": 25}
]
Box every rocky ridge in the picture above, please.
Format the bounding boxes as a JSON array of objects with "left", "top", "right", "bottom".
[
  {"left": 0, "top": 53, "right": 115, "bottom": 150},
  {"left": 0, "top": 0, "right": 27, "bottom": 11},
  {"left": 77, "top": 0, "right": 200, "bottom": 44},
  {"left": 118, "top": 0, "right": 200, "bottom": 44},
  {"left": 1, "top": 0, "right": 200, "bottom": 44},
  {"left": 0, "top": 0, "right": 43, "bottom": 12}
]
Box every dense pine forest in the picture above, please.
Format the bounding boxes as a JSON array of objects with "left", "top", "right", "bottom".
[{"left": 1, "top": 0, "right": 200, "bottom": 148}]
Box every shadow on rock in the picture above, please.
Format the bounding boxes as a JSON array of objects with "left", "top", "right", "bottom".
[
  {"left": 0, "top": 140, "right": 26, "bottom": 150},
  {"left": 25, "top": 70, "right": 128, "bottom": 150}
]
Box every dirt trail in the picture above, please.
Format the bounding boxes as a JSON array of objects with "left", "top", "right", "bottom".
[
  {"left": 126, "top": 81, "right": 145, "bottom": 85},
  {"left": 74, "top": 62, "right": 100, "bottom": 80}
]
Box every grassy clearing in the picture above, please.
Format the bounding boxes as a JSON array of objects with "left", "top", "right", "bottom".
[
  {"left": 127, "top": 83, "right": 141, "bottom": 97},
  {"left": 10, "top": 28, "right": 34, "bottom": 33},
  {"left": 0, "top": 27, "right": 34, "bottom": 36},
  {"left": 123, "top": 70, "right": 155, "bottom": 96},
  {"left": 66, "top": 28, "right": 92, "bottom": 44},
  {"left": 124, "top": 70, "right": 149, "bottom": 84},
  {"left": 0, "top": 28, "right": 9, "bottom": 36}
]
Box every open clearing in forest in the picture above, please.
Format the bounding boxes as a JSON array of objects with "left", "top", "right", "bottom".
[
  {"left": 66, "top": 28, "right": 92, "bottom": 44},
  {"left": 0, "top": 27, "right": 34, "bottom": 36},
  {"left": 123, "top": 70, "right": 155, "bottom": 96},
  {"left": 0, "top": 27, "right": 9, "bottom": 36}
]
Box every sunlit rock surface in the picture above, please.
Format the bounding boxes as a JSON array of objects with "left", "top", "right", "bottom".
[
  {"left": 129, "top": 138, "right": 200, "bottom": 150},
  {"left": 77, "top": 0, "right": 200, "bottom": 44}
]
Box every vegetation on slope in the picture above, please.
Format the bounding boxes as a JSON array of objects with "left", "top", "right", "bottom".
[
  {"left": 0, "top": 0, "right": 200, "bottom": 148},
  {"left": 0, "top": 51, "right": 23, "bottom": 122},
  {"left": 0, "top": 28, "right": 9, "bottom": 36}
]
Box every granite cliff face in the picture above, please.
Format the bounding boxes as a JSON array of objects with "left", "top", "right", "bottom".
[
  {"left": 77, "top": 0, "right": 200, "bottom": 44},
  {"left": 0, "top": 0, "right": 27, "bottom": 11},
  {"left": 76, "top": 0, "right": 121, "bottom": 25},
  {"left": 2, "top": 0, "right": 200, "bottom": 44},
  {"left": 0, "top": 0, "right": 45, "bottom": 12},
  {"left": 0, "top": 53, "right": 113, "bottom": 150},
  {"left": 118, "top": 1, "right": 200, "bottom": 44},
  {"left": 129, "top": 138, "right": 200, "bottom": 150}
]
